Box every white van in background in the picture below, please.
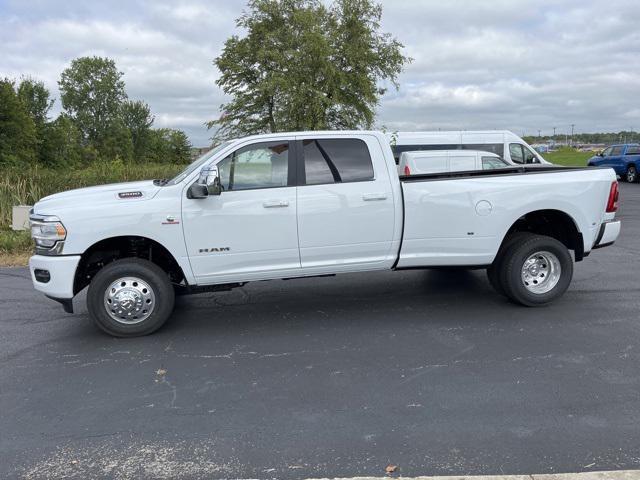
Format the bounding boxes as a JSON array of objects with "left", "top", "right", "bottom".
[
  {"left": 398, "top": 150, "right": 511, "bottom": 176},
  {"left": 388, "top": 130, "right": 549, "bottom": 165}
]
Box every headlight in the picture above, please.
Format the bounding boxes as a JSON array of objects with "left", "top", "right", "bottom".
[{"left": 29, "top": 214, "right": 67, "bottom": 253}]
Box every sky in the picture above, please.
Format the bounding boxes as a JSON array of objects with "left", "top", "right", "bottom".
[{"left": 1, "top": 0, "right": 639, "bottom": 146}]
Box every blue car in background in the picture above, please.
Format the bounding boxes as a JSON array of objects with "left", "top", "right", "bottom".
[{"left": 588, "top": 144, "right": 640, "bottom": 183}]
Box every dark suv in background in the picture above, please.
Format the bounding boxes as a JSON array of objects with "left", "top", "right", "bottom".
[{"left": 588, "top": 144, "right": 640, "bottom": 183}]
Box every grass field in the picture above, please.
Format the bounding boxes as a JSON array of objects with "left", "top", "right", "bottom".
[
  {"left": 542, "top": 148, "right": 595, "bottom": 166},
  {"left": 0, "top": 161, "right": 185, "bottom": 263}
]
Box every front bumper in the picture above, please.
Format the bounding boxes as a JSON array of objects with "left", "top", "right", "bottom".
[
  {"left": 29, "top": 255, "right": 81, "bottom": 300},
  {"left": 593, "top": 220, "right": 621, "bottom": 249}
]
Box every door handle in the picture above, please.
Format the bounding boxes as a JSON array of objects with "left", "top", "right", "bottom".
[
  {"left": 262, "top": 200, "right": 289, "bottom": 208},
  {"left": 362, "top": 193, "right": 387, "bottom": 201}
]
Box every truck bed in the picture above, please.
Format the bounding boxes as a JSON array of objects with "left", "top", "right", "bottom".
[{"left": 396, "top": 165, "right": 617, "bottom": 268}]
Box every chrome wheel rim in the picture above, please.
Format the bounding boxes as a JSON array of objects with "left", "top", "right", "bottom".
[
  {"left": 521, "top": 250, "right": 561, "bottom": 294},
  {"left": 628, "top": 168, "right": 636, "bottom": 182},
  {"left": 104, "top": 277, "right": 155, "bottom": 324}
]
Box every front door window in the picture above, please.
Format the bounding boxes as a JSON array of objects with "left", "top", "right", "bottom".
[
  {"left": 216, "top": 141, "right": 290, "bottom": 191},
  {"left": 509, "top": 143, "right": 524, "bottom": 164}
]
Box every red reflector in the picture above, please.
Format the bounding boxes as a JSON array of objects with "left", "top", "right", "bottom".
[
  {"left": 404, "top": 165, "right": 411, "bottom": 176},
  {"left": 606, "top": 181, "right": 619, "bottom": 213}
]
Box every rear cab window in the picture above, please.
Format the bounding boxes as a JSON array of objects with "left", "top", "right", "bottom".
[{"left": 302, "top": 138, "right": 374, "bottom": 185}]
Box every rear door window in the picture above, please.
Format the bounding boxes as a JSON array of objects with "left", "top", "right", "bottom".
[
  {"left": 625, "top": 145, "right": 640, "bottom": 155},
  {"left": 303, "top": 139, "right": 374, "bottom": 185}
]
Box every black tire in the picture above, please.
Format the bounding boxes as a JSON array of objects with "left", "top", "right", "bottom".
[
  {"left": 487, "top": 232, "right": 531, "bottom": 296},
  {"left": 627, "top": 165, "right": 638, "bottom": 183},
  {"left": 87, "top": 258, "right": 175, "bottom": 337},
  {"left": 498, "top": 233, "right": 573, "bottom": 306}
]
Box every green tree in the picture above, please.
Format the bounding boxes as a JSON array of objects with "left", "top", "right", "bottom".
[
  {"left": 58, "top": 56, "right": 127, "bottom": 147},
  {"left": 40, "top": 114, "right": 84, "bottom": 167},
  {"left": 166, "top": 129, "right": 192, "bottom": 163},
  {"left": 17, "top": 77, "right": 55, "bottom": 163},
  {"left": 0, "top": 79, "right": 37, "bottom": 166},
  {"left": 99, "top": 118, "right": 134, "bottom": 162},
  {"left": 17, "top": 78, "right": 54, "bottom": 129},
  {"left": 121, "top": 100, "right": 154, "bottom": 160},
  {"left": 143, "top": 128, "right": 192, "bottom": 164},
  {"left": 209, "top": 0, "right": 410, "bottom": 138}
]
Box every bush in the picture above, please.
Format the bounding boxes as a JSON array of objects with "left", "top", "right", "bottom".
[{"left": 0, "top": 162, "right": 185, "bottom": 228}]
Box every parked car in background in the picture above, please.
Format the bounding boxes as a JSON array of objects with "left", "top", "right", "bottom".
[
  {"left": 398, "top": 150, "right": 511, "bottom": 176},
  {"left": 388, "top": 130, "right": 549, "bottom": 165},
  {"left": 588, "top": 144, "right": 640, "bottom": 183}
]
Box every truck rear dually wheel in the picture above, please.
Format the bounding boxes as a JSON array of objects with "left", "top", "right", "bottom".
[
  {"left": 87, "top": 258, "right": 175, "bottom": 337},
  {"left": 498, "top": 233, "right": 573, "bottom": 306},
  {"left": 487, "top": 232, "right": 531, "bottom": 296}
]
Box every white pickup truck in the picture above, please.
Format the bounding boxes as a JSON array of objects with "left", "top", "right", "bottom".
[{"left": 29, "top": 131, "right": 621, "bottom": 337}]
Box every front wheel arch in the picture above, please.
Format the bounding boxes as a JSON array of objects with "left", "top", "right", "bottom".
[{"left": 73, "top": 235, "right": 187, "bottom": 295}]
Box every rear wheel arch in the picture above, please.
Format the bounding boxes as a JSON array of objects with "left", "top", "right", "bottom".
[
  {"left": 498, "top": 209, "right": 584, "bottom": 262},
  {"left": 73, "top": 235, "right": 187, "bottom": 295}
]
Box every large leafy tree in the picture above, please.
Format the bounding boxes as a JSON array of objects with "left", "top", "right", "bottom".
[
  {"left": 17, "top": 78, "right": 55, "bottom": 162},
  {"left": 0, "top": 79, "right": 37, "bottom": 166},
  {"left": 40, "top": 114, "right": 84, "bottom": 167},
  {"left": 144, "top": 128, "right": 192, "bottom": 164},
  {"left": 17, "top": 78, "right": 54, "bottom": 129},
  {"left": 209, "top": 0, "right": 409, "bottom": 138},
  {"left": 58, "top": 56, "right": 127, "bottom": 146},
  {"left": 121, "top": 100, "right": 154, "bottom": 159}
]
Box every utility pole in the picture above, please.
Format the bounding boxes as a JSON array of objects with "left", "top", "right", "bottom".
[
  {"left": 570, "top": 124, "right": 575, "bottom": 147},
  {"left": 553, "top": 126, "right": 556, "bottom": 139},
  {"left": 538, "top": 129, "right": 541, "bottom": 138}
]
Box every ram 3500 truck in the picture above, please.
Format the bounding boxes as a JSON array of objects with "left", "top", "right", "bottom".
[{"left": 29, "top": 131, "right": 621, "bottom": 337}]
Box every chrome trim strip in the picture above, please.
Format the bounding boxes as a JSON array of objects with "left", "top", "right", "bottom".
[{"left": 29, "top": 214, "right": 61, "bottom": 223}]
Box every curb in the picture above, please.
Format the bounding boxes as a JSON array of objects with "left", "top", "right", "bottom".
[{"left": 308, "top": 471, "right": 640, "bottom": 480}]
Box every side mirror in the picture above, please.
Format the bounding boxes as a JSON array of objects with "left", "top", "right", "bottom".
[{"left": 188, "top": 165, "right": 222, "bottom": 199}]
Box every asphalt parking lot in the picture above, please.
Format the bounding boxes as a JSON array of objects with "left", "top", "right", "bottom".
[{"left": 1, "top": 183, "right": 640, "bottom": 479}]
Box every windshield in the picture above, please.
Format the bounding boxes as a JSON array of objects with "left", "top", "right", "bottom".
[{"left": 166, "top": 141, "right": 232, "bottom": 185}]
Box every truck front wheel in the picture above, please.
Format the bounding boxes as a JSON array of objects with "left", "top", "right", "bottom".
[
  {"left": 498, "top": 234, "right": 573, "bottom": 306},
  {"left": 87, "top": 258, "right": 175, "bottom": 337},
  {"left": 627, "top": 165, "right": 638, "bottom": 183}
]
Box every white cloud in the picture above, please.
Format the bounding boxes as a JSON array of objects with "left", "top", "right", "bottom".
[{"left": 1, "top": 0, "right": 640, "bottom": 144}]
